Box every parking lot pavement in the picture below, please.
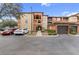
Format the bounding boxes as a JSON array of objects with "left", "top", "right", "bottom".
[{"left": 0, "top": 35, "right": 79, "bottom": 55}]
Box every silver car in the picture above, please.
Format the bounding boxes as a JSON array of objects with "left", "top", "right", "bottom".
[
  {"left": 14, "top": 29, "right": 24, "bottom": 35},
  {"left": 14, "top": 29, "right": 28, "bottom": 35},
  {"left": 23, "top": 29, "right": 28, "bottom": 34}
]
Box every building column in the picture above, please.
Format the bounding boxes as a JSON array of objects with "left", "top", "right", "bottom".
[
  {"left": 55, "top": 25, "right": 57, "bottom": 34},
  {"left": 17, "top": 19, "right": 21, "bottom": 29},
  {"left": 77, "top": 25, "right": 79, "bottom": 33},
  {"left": 68, "top": 25, "right": 70, "bottom": 34}
]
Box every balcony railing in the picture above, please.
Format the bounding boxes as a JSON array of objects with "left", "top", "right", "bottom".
[{"left": 53, "top": 19, "right": 68, "bottom": 23}]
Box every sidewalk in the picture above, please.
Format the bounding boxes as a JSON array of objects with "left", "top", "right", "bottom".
[
  {"left": 41, "top": 35, "right": 58, "bottom": 38},
  {"left": 68, "top": 34, "right": 79, "bottom": 36},
  {"left": 25, "top": 34, "right": 59, "bottom": 37},
  {"left": 25, "top": 31, "right": 60, "bottom": 37}
]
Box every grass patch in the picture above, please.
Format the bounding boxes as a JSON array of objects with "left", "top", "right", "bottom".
[{"left": 47, "top": 29, "right": 57, "bottom": 35}]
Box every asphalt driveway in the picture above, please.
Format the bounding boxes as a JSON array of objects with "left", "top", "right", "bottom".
[{"left": 0, "top": 35, "right": 79, "bottom": 55}]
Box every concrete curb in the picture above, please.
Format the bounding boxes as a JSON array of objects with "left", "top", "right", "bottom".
[{"left": 25, "top": 35, "right": 59, "bottom": 37}]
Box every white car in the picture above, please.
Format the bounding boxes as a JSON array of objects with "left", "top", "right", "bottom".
[
  {"left": 14, "top": 29, "right": 25, "bottom": 35},
  {"left": 23, "top": 29, "right": 28, "bottom": 34},
  {"left": 14, "top": 29, "right": 28, "bottom": 35}
]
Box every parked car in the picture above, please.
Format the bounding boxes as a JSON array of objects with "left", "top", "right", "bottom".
[
  {"left": 0, "top": 28, "right": 4, "bottom": 35},
  {"left": 14, "top": 29, "right": 25, "bottom": 35},
  {"left": 1, "top": 28, "right": 17, "bottom": 35},
  {"left": 8, "top": 28, "right": 17, "bottom": 34},
  {"left": 23, "top": 29, "right": 28, "bottom": 34},
  {"left": 1, "top": 30, "right": 13, "bottom": 35},
  {"left": 0, "top": 28, "right": 4, "bottom": 31},
  {"left": 14, "top": 29, "right": 28, "bottom": 35}
]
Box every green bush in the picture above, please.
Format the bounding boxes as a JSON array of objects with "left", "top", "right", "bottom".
[
  {"left": 0, "top": 20, "right": 17, "bottom": 28},
  {"left": 47, "top": 29, "right": 57, "bottom": 35},
  {"left": 70, "top": 27, "right": 77, "bottom": 35},
  {"left": 70, "top": 31, "right": 77, "bottom": 35}
]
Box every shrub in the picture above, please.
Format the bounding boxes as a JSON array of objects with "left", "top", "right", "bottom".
[
  {"left": 47, "top": 29, "right": 57, "bottom": 35},
  {"left": 70, "top": 26, "right": 77, "bottom": 35},
  {"left": 1, "top": 20, "right": 17, "bottom": 28},
  {"left": 70, "top": 31, "right": 77, "bottom": 35}
]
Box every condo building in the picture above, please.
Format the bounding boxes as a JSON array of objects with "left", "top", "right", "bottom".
[{"left": 18, "top": 12, "right": 79, "bottom": 34}]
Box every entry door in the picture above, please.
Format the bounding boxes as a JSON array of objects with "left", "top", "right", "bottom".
[
  {"left": 36, "top": 25, "right": 42, "bottom": 31},
  {"left": 57, "top": 26, "right": 68, "bottom": 34}
]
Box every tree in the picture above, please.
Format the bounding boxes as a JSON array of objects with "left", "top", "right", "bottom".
[
  {"left": 0, "top": 3, "right": 22, "bottom": 20},
  {"left": 0, "top": 20, "right": 17, "bottom": 28},
  {"left": 0, "top": 3, "right": 22, "bottom": 29}
]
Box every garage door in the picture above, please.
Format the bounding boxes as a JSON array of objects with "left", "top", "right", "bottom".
[{"left": 57, "top": 26, "right": 68, "bottom": 34}]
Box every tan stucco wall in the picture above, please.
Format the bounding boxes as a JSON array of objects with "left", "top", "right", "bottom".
[
  {"left": 76, "top": 14, "right": 79, "bottom": 16},
  {"left": 20, "top": 15, "right": 27, "bottom": 29},
  {"left": 77, "top": 25, "right": 79, "bottom": 33},
  {"left": 17, "top": 18, "right": 21, "bottom": 29},
  {"left": 68, "top": 16, "right": 77, "bottom": 22},
  {"left": 52, "top": 17, "right": 57, "bottom": 21},
  {"left": 48, "top": 25, "right": 57, "bottom": 30},
  {"left": 23, "top": 13, "right": 33, "bottom": 31},
  {"left": 42, "top": 15, "right": 48, "bottom": 29},
  {"left": 56, "top": 18, "right": 61, "bottom": 21},
  {"left": 18, "top": 13, "right": 33, "bottom": 32}
]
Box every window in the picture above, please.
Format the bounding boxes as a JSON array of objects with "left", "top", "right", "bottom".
[
  {"left": 48, "top": 17, "right": 52, "bottom": 22},
  {"left": 63, "top": 17, "right": 68, "bottom": 21},
  {"left": 34, "top": 15, "right": 41, "bottom": 19},
  {"left": 63, "top": 17, "right": 68, "bottom": 19},
  {"left": 38, "top": 20, "right": 41, "bottom": 23},
  {"left": 70, "top": 26, "right": 77, "bottom": 34},
  {"left": 48, "top": 22, "right": 52, "bottom": 25}
]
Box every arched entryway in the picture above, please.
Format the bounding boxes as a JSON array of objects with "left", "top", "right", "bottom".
[{"left": 36, "top": 25, "right": 42, "bottom": 31}]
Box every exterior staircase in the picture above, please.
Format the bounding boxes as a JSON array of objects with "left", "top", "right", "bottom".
[{"left": 36, "top": 31, "right": 42, "bottom": 36}]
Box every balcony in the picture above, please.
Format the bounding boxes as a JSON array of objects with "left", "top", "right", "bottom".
[{"left": 53, "top": 17, "right": 69, "bottom": 23}]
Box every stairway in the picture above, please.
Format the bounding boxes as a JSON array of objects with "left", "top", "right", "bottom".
[{"left": 36, "top": 31, "right": 42, "bottom": 36}]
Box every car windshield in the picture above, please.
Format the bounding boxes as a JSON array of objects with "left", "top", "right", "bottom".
[
  {"left": 23, "top": 29, "right": 28, "bottom": 30},
  {"left": 4, "top": 30, "right": 8, "bottom": 31},
  {"left": 16, "top": 30, "right": 22, "bottom": 31}
]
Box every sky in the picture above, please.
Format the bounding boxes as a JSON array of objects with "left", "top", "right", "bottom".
[{"left": 21, "top": 3, "right": 79, "bottom": 16}]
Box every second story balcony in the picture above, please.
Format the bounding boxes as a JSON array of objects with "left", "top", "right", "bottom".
[
  {"left": 48, "top": 16, "right": 79, "bottom": 25},
  {"left": 52, "top": 17, "right": 69, "bottom": 23}
]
